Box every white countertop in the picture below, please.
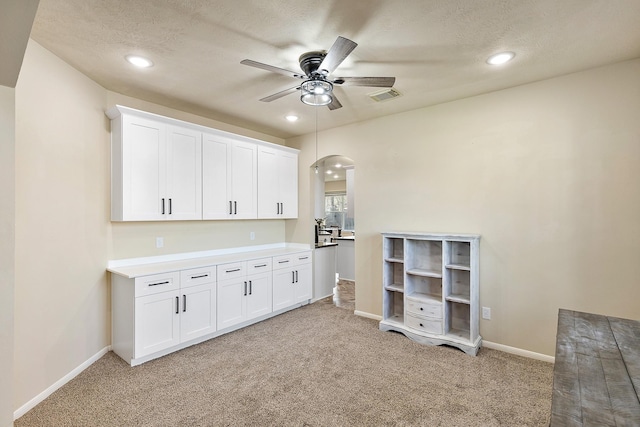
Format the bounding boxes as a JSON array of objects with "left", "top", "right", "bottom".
[{"left": 108, "top": 243, "right": 311, "bottom": 279}]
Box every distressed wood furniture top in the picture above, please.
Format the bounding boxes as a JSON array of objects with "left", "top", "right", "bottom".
[{"left": 551, "top": 309, "right": 640, "bottom": 426}]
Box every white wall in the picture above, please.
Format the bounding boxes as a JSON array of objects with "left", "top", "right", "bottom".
[
  {"left": 0, "top": 86, "right": 16, "bottom": 427},
  {"left": 287, "top": 59, "right": 640, "bottom": 356},
  {"left": 14, "top": 40, "right": 110, "bottom": 412}
]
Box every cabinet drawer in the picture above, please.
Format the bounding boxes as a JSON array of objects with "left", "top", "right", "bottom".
[
  {"left": 247, "top": 257, "right": 272, "bottom": 274},
  {"left": 406, "top": 314, "right": 443, "bottom": 335},
  {"left": 273, "top": 254, "right": 295, "bottom": 270},
  {"left": 181, "top": 266, "right": 216, "bottom": 288},
  {"left": 406, "top": 297, "right": 442, "bottom": 319},
  {"left": 217, "top": 261, "right": 245, "bottom": 281},
  {"left": 294, "top": 251, "right": 312, "bottom": 265},
  {"left": 135, "top": 272, "right": 180, "bottom": 297}
]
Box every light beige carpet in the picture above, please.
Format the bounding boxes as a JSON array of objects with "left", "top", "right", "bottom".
[{"left": 16, "top": 301, "right": 553, "bottom": 426}]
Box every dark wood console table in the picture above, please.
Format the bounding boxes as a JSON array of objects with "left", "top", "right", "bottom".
[{"left": 551, "top": 309, "right": 640, "bottom": 426}]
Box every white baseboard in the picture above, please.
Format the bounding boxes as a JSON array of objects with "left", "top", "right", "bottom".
[
  {"left": 354, "top": 310, "right": 382, "bottom": 321},
  {"left": 482, "top": 340, "right": 555, "bottom": 363},
  {"left": 14, "top": 346, "right": 111, "bottom": 420}
]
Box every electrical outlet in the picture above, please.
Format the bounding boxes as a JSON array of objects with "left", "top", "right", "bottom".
[
  {"left": 482, "top": 306, "right": 491, "bottom": 320},
  {"left": 156, "top": 237, "right": 164, "bottom": 248},
  {"left": 250, "top": 231, "right": 255, "bottom": 240}
]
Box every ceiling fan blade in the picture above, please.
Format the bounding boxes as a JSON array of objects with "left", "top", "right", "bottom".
[
  {"left": 318, "top": 36, "right": 358, "bottom": 75},
  {"left": 327, "top": 94, "right": 343, "bottom": 110},
  {"left": 333, "top": 76, "right": 396, "bottom": 87},
  {"left": 259, "top": 85, "right": 300, "bottom": 102},
  {"left": 241, "top": 59, "right": 305, "bottom": 79}
]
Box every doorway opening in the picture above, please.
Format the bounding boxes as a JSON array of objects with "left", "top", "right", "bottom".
[{"left": 312, "top": 155, "right": 355, "bottom": 312}]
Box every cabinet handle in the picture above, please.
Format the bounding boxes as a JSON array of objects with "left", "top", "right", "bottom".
[
  {"left": 244, "top": 281, "right": 247, "bottom": 296},
  {"left": 169, "top": 198, "right": 172, "bottom": 215},
  {"left": 234, "top": 201, "right": 237, "bottom": 214},
  {"left": 280, "top": 203, "right": 283, "bottom": 215},
  {"left": 276, "top": 202, "right": 280, "bottom": 215},
  {"left": 279, "top": 260, "right": 290, "bottom": 264},
  {"left": 249, "top": 280, "right": 252, "bottom": 295},
  {"left": 299, "top": 256, "right": 309, "bottom": 260},
  {"left": 148, "top": 280, "right": 170, "bottom": 287},
  {"left": 292, "top": 271, "right": 295, "bottom": 283},
  {"left": 191, "top": 274, "right": 208, "bottom": 279},
  {"left": 183, "top": 295, "right": 186, "bottom": 312},
  {"left": 162, "top": 198, "right": 165, "bottom": 215},
  {"left": 225, "top": 268, "right": 241, "bottom": 273},
  {"left": 229, "top": 201, "right": 232, "bottom": 215},
  {"left": 295, "top": 270, "right": 299, "bottom": 283},
  {"left": 176, "top": 296, "right": 179, "bottom": 314},
  {"left": 254, "top": 264, "right": 267, "bottom": 268}
]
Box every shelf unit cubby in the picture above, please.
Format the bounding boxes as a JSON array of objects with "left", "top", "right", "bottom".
[{"left": 380, "top": 232, "right": 481, "bottom": 356}]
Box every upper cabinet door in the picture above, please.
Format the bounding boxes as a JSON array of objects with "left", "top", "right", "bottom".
[
  {"left": 231, "top": 140, "right": 258, "bottom": 219},
  {"left": 118, "top": 115, "right": 167, "bottom": 221},
  {"left": 278, "top": 150, "right": 298, "bottom": 218},
  {"left": 202, "top": 133, "right": 257, "bottom": 220},
  {"left": 257, "top": 146, "right": 298, "bottom": 219},
  {"left": 257, "top": 146, "right": 279, "bottom": 218},
  {"left": 166, "top": 125, "right": 202, "bottom": 220}
]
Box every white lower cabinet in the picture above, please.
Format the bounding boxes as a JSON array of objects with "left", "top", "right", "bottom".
[
  {"left": 272, "top": 251, "right": 312, "bottom": 311},
  {"left": 217, "top": 258, "right": 272, "bottom": 330},
  {"left": 111, "top": 248, "right": 311, "bottom": 366}
]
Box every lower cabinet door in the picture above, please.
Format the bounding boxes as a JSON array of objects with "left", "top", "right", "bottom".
[
  {"left": 180, "top": 282, "right": 216, "bottom": 342},
  {"left": 294, "top": 263, "right": 313, "bottom": 303},
  {"left": 272, "top": 268, "right": 295, "bottom": 311},
  {"left": 246, "top": 272, "right": 272, "bottom": 320},
  {"left": 217, "top": 278, "right": 245, "bottom": 330},
  {"left": 135, "top": 291, "right": 181, "bottom": 358}
]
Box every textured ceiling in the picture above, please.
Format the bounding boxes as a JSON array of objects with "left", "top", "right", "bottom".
[{"left": 29, "top": 0, "right": 640, "bottom": 138}]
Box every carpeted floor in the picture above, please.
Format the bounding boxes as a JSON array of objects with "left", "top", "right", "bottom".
[{"left": 15, "top": 300, "right": 553, "bottom": 426}]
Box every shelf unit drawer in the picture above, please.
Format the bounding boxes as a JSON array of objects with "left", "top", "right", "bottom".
[
  {"left": 406, "top": 297, "right": 442, "bottom": 319},
  {"left": 217, "top": 261, "right": 245, "bottom": 281},
  {"left": 135, "top": 272, "right": 180, "bottom": 297},
  {"left": 406, "top": 313, "right": 443, "bottom": 335},
  {"left": 180, "top": 266, "right": 216, "bottom": 288}
]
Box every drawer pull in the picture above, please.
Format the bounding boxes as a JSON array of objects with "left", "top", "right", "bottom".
[
  {"left": 225, "top": 268, "right": 241, "bottom": 273},
  {"left": 420, "top": 323, "right": 424, "bottom": 327},
  {"left": 254, "top": 264, "right": 267, "bottom": 268},
  {"left": 148, "top": 281, "right": 170, "bottom": 287},
  {"left": 191, "top": 274, "right": 209, "bottom": 279},
  {"left": 420, "top": 307, "right": 424, "bottom": 311},
  {"left": 279, "top": 260, "right": 290, "bottom": 264},
  {"left": 299, "top": 256, "right": 309, "bottom": 260}
]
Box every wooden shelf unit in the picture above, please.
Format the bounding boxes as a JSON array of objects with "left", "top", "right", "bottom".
[{"left": 380, "top": 232, "right": 481, "bottom": 356}]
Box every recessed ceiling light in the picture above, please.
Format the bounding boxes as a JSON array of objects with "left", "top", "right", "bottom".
[
  {"left": 285, "top": 115, "right": 299, "bottom": 122},
  {"left": 486, "top": 51, "right": 515, "bottom": 65},
  {"left": 125, "top": 55, "right": 153, "bottom": 68},
  {"left": 326, "top": 170, "right": 333, "bottom": 174},
  {"left": 334, "top": 163, "right": 342, "bottom": 168},
  {"left": 333, "top": 175, "right": 339, "bottom": 179}
]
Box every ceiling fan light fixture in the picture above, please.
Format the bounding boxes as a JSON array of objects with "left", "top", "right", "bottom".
[{"left": 300, "top": 79, "right": 333, "bottom": 106}]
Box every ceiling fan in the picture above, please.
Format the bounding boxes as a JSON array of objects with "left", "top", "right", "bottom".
[{"left": 241, "top": 36, "right": 395, "bottom": 110}]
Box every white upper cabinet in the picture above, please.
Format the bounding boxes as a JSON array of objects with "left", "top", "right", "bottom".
[
  {"left": 109, "top": 107, "right": 202, "bottom": 221},
  {"left": 257, "top": 146, "right": 298, "bottom": 219},
  {"left": 107, "top": 105, "right": 298, "bottom": 222},
  {"left": 202, "top": 133, "right": 257, "bottom": 220}
]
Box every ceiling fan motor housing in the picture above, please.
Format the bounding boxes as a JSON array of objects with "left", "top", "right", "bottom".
[{"left": 299, "top": 51, "right": 328, "bottom": 76}]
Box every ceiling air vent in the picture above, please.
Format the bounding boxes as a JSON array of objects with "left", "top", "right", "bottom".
[{"left": 369, "top": 88, "right": 401, "bottom": 102}]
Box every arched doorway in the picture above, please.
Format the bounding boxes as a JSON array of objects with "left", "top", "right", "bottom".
[{"left": 312, "top": 155, "right": 355, "bottom": 311}]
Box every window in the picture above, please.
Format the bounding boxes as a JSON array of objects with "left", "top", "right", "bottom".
[{"left": 325, "top": 192, "right": 353, "bottom": 231}]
